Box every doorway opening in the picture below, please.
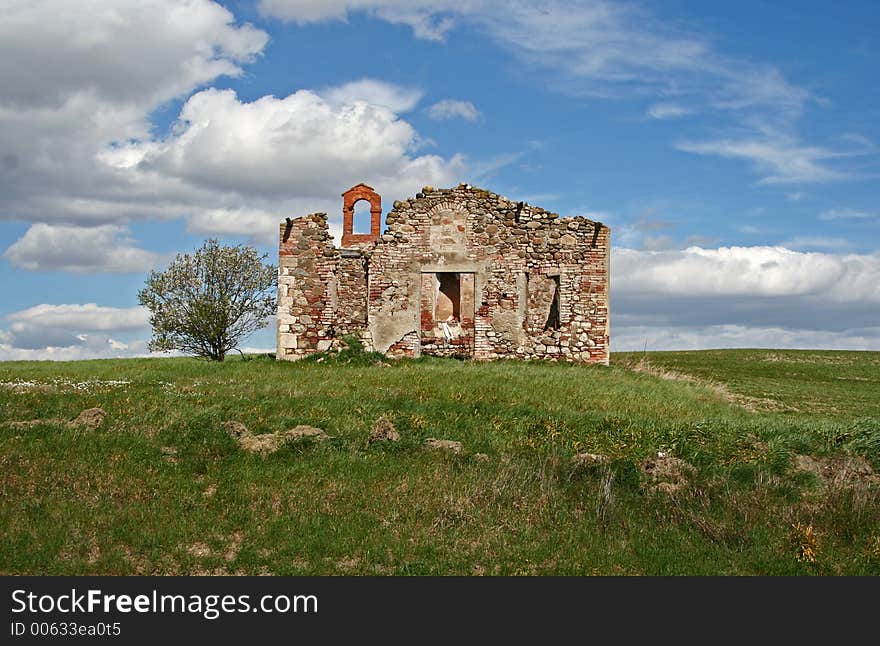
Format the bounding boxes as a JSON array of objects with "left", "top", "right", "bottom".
[
  {"left": 420, "top": 271, "right": 474, "bottom": 357},
  {"left": 435, "top": 272, "right": 461, "bottom": 322}
]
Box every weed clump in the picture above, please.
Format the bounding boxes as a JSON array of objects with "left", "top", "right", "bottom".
[{"left": 299, "top": 334, "right": 388, "bottom": 366}]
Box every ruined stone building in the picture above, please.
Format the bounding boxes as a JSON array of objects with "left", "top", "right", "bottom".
[{"left": 277, "top": 183, "right": 610, "bottom": 363}]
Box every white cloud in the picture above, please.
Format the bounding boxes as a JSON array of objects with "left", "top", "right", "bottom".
[
  {"left": 641, "top": 235, "right": 674, "bottom": 251},
  {"left": 321, "top": 79, "right": 423, "bottom": 112},
  {"left": 184, "top": 201, "right": 338, "bottom": 245},
  {"left": 0, "top": 336, "right": 153, "bottom": 361},
  {"left": 1, "top": 0, "right": 267, "bottom": 110},
  {"left": 1, "top": 303, "right": 150, "bottom": 353},
  {"left": 819, "top": 207, "right": 878, "bottom": 221},
  {"left": 260, "top": 1, "right": 799, "bottom": 113},
  {"left": 186, "top": 208, "right": 285, "bottom": 245},
  {"left": 614, "top": 246, "right": 880, "bottom": 301},
  {"left": 261, "top": 0, "right": 714, "bottom": 93},
  {"left": 0, "top": 304, "right": 277, "bottom": 361},
  {"left": 675, "top": 137, "right": 851, "bottom": 185},
  {"left": 427, "top": 99, "right": 482, "bottom": 121},
  {"left": 126, "top": 87, "right": 464, "bottom": 240},
  {"left": 707, "top": 66, "right": 809, "bottom": 120},
  {"left": 4, "top": 224, "right": 162, "bottom": 273},
  {"left": 0, "top": 0, "right": 268, "bottom": 227},
  {"left": 468, "top": 151, "right": 528, "bottom": 182},
  {"left": 259, "top": 0, "right": 470, "bottom": 40},
  {"left": 7, "top": 304, "right": 149, "bottom": 333},
  {"left": 647, "top": 103, "right": 692, "bottom": 120},
  {"left": 140, "top": 88, "right": 458, "bottom": 197}
]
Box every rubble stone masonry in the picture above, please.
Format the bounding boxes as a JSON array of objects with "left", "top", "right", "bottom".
[{"left": 277, "top": 183, "right": 610, "bottom": 364}]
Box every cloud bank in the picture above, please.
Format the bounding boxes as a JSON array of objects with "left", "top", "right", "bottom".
[
  {"left": 611, "top": 246, "right": 880, "bottom": 350},
  {"left": 0, "top": 304, "right": 150, "bottom": 358}
]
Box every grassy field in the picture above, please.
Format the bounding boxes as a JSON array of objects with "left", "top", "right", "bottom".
[{"left": 1, "top": 348, "right": 878, "bottom": 575}]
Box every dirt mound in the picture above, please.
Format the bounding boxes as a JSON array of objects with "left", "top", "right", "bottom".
[
  {"left": 425, "top": 438, "right": 462, "bottom": 453},
  {"left": 2, "top": 407, "right": 107, "bottom": 431},
  {"left": 237, "top": 433, "right": 285, "bottom": 454},
  {"left": 222, "top": 421, "right": 250, "bottom": 439},
  {"left": 70, "top": 408, "right": 106, "bottom": 429},
  {"left": 367, "top": 416, "right": 399, "bottom": 444},
  {"left": 3, "top": 420, "right": 43, "bottom": 430},
  {"left": 793, "top": 454, "right": 879, "bottom": 488},
  {"left": 223, "top": 421, "right": 328, "bottom": 455},
  {"left": 286, "top": 425, "right": 329, "bottom": 441},
  {"left": 642, "top": 453, "right": 696, "bottom": 494}
]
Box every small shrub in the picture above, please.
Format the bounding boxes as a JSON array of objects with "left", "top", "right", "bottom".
[
  {"left": 340, "top": 334, "right": 364, "bottom": 353},
  {"left": 299, "top": 334, "right": 387, "bottom": 366}
]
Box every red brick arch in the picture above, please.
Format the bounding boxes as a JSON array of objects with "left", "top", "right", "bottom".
[{"left": 341, "top": 183, "right": 381, "bottom": 248}]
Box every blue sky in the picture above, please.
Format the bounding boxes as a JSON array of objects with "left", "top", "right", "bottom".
[{"left": 1, "top": 0, "right": 878, "bottom": 359}]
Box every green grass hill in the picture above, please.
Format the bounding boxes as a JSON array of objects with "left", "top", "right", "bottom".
[{"left": 2, "top": 349, "right": 878, "bottom": 575}]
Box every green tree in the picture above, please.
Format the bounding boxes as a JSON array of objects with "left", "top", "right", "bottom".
[{"left": 138, "top": 239, "right": 276, "bottom": 361}]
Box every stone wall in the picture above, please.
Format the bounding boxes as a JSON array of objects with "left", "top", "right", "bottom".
[{"left": 277, "top": 183, "right": 610, "bottom": 364}]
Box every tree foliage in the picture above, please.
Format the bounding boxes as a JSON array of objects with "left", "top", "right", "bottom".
[{"left": 138, "top": 239, "right": 276, "bottom": 361}]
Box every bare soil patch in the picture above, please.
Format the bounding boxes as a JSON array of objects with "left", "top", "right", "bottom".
[
  {"left": 222, "top": 421, "right": 328, "bottom": 455},
  {"left": 793, "top": 454, "right": 879, "bottom": 489}
]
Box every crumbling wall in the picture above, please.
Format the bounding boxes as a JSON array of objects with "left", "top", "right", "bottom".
[
  {"left": 277, "top": 214, "right": 337, "bottom": 359},
  {"left": 277, "top": 184, "right": 610, "bottom": 364}
]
